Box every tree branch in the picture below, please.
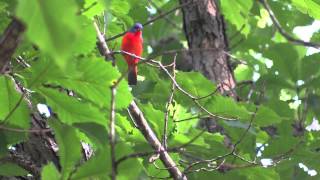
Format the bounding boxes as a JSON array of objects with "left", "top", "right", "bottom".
[
  {"left": 162, "top": 54, "right": 177, "bottom": 149},
  {"left": 0, "top": 18, "right": 25, "bottom": 73},
  {"left": 93, "top": 21, "right": 115, "bottom": 65},
  {"left": 259, "top": 0, "right": 320, "bottom": 49},
  {"left": 128, "top": 101, "right": 187, "bottom": 180}
]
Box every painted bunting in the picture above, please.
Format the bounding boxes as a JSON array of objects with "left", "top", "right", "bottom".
[{"left": 121, "top": 23, "right": 143, "bottom": 85}]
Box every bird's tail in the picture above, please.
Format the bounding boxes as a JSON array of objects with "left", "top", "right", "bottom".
[{"left": 128, "top": 65, "right": 137, "bottom": 85}]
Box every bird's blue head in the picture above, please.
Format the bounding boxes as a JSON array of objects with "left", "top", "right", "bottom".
[{"left": 129, "top": 23, "right": 143, "bottom": 33}]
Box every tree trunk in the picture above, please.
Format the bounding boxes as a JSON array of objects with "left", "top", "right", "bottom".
[{"left": 179, "top": 0, "right": 236, "bottom": 97}]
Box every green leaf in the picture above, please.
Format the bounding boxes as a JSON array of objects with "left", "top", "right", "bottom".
[
  {"left": 0, "top": 76, "right": 30, "bottom": 128},
  {"left": 39, "top": 87, "right": 106, "bottom": 126},
  {"left": 116, "top": 143, "right": 143, "bottom": 180},
  {"left": 255, "top": 106, "right": 282, "bottom": 126},
  {"left": 175, "top": 71, "right": 217, "bottom": 106},
  {"left": 176, "top": 71, "right": 216, "bottom": 98},
  {"left": 115, "top": 113, "right": 146, "bottom": 145},
  {"left": 22, "top": 57, "right": 132, "bottom": 109},
  {"left": 49, "top": 120, "right": 82, "bottom": 180},
  {"left": 111, "top": 1, "right": 130, "bottom": 15},
  {"left": 270, "top": 1, "right": 314, "bottom": 29},
  {"left": 234, "top": 64, "right": 254, "bottom": 81},
  {"left": 300, "top": 54, "right": 320, "bottom": 85},
  {"left": 16, "top": 0, "right": 96, "bottom": 68},
  {"left": 264, "top": 43, "right": 300, "bottom": 81},
  {"left": 239, "top": 167, "right": 280, "bottom": 180},
  {"left": 205, "top": 95, "right": 250, "bottom": 120},
  {"left": 41, "top": 163, "right": 61, "bottom": 180},
  {"left": 0, "top": 130, "right": 27, "bottom": 158},
  {"left": 139, "top": 102, "right": 166, "bottom": 137},
  {"left": 74, "top": 122, "right": 108, "bottom": 148},
  {"left": 0, "top": 163, "right": 28, "bottom": 176},
  {"left": 82, "top": 0, "right": 105, "bottom": 18},
  {"left": 292, "top": 0, "right": 320, "bottom": 20},
  {"left": 172, "top": 103, "right": 195, "bottom": 134},
  {"left": 221, "top": 0, "right": 253, "bottom": 36}
]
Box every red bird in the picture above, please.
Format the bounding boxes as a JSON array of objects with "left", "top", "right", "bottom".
[{"left": 121, "top": 23, "right": 143, "bottom": 85}]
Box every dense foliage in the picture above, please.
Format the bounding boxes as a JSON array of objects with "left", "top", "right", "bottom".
[{"left": 0, "top": 0, "right": 320, "bottom": 179}]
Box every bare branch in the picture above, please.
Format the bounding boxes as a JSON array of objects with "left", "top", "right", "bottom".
[
  {"left": 162, "top": 54, "right": 177, "bottom": 149},
  {"left": 93, "top": 21, "right": 115, "bottom": 65},
  {"left": 128, "top": 101, "right": 187, "bottom": 180},
  {"left": 259, "top": 0, "right": 320, "bottom": 49}
]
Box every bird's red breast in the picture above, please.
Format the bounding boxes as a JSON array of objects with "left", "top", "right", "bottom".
[
  {"left": 121, "top": 30, "right": 143, "bottom": 65},
  {"left": 121, "top": 24, "right": 143, "bottom": 85}
]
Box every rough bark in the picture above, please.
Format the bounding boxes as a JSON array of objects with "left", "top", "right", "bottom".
[
  {"left": 179, "top": 0, "right": 236, "bottom": 97},
  {"left": 0, "top": 19, "right": 25, "bottom": 73}
]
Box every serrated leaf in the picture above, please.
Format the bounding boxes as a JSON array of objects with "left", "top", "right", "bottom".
[
  {"left": 292, "top": 0, "right": 320, "bottom": 20},
  {"left": 39, "top": 87, "right": 106, "bottom": 127},
  {"left": 221, "top": 0, "right": 253, "bottom": 36},
  {"left": 49, "top": 120, "right": 82, "bottom": 180},
  {"left": 22, "top": 57, "right": 132, "bottom": 109},
  {"left": 16, "top": 0, "right": 96, "bottom": 68},
  {"left": 111, "top": 1, "right": 130, "bottom": 15}
]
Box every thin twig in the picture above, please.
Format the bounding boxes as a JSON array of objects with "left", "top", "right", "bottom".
[
  {"left": 162, "top": 54, "right": 177, "bottom": 149},
  {"left": 105, "top": 1, "right": 196, "bottom": 42},
  {"left": 173, "top": 115, "right": 209, "bottom": 123},
  {"left": 259, "top": 0, "right": 320, "bottom": 49},
  {"left": 196, "top": 87, "right": 220, "bottom": 100}
]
